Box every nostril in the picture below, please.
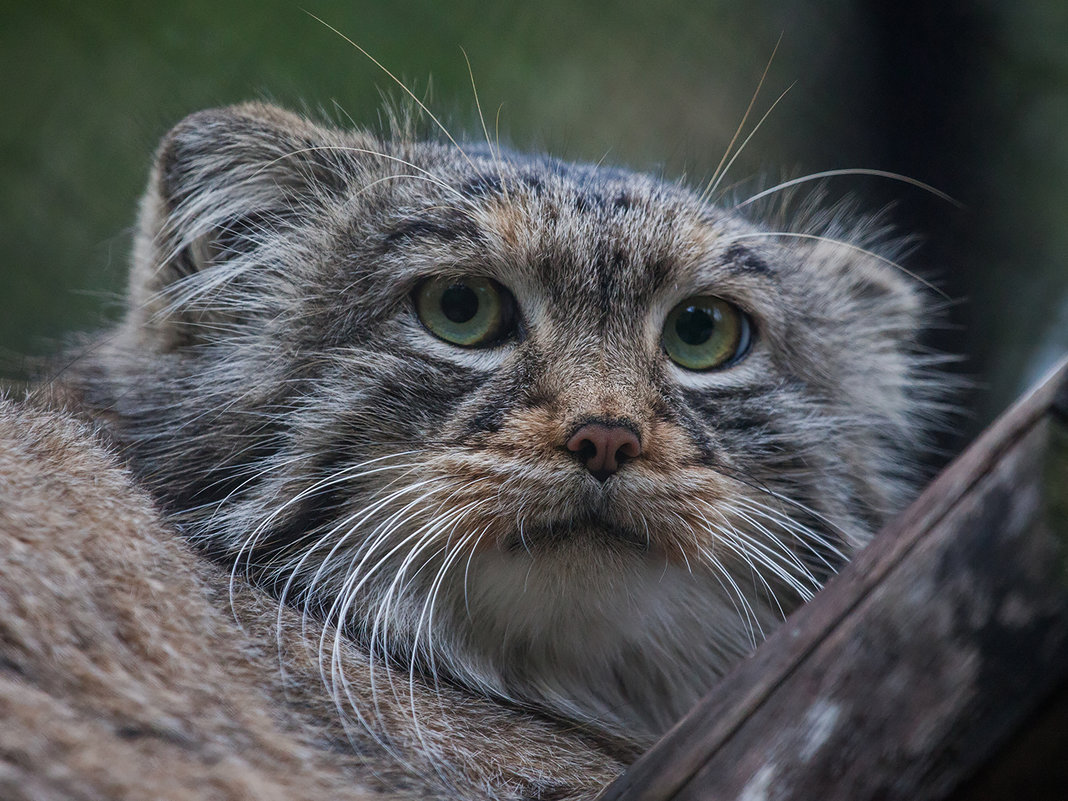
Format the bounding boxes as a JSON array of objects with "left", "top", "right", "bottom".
[
  {"left": 614, "top": 436, "right": 640, "bottom": 462},
  {"left": 565, "top": 422, "right": 642, "bottom": 480},
  {"left": 570, "top": 436, "right": 596, "bottom": 461}
]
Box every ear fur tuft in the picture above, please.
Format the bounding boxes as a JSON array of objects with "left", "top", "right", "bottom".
[{"left": 125, "top": 103, "right": 366, "bottom": 348}]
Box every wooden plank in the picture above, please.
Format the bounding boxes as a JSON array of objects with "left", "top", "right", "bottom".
[
  {"left": 602, "top": 357, "right": 1068, "bottom": 801},
  {"left": 947, "top": 680, "right": 1068, "bottom": 800}
]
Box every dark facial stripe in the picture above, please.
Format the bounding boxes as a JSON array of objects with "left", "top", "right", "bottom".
[
  {"left": 242, "top": 433, "right": 370, "bottom": 570},
  {"left": 650, "top": 390, "right": 723, "bottom": 466},
  {"left": 381, "top": 213, "right": 481, "bottom": 252},
  {"left": 452, "top": 372, "right": 528, "bottom": 440},
  {"left": 253, "top": 482, "right": 348, "bottom": 574},
  {"left": 723, "top": 244, "right": 772, "bottom": 276}
]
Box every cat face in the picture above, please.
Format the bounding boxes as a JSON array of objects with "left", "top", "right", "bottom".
[{"left": 84, "top": 103, "right": 933, "bottom": 740}]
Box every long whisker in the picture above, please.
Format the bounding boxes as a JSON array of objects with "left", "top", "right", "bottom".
[
  {"left": 733, "top": 497, "right": 847, "bottom": 569},
  {"left": 735, "top": 168, "right": 961, "bottom": 210},
  {"left": 706, "top": 33, "right": 783, "bottom": 199},
  {"left": 715, "top": 503, "right": 821, "bottom": 600},
  {"left": 702, "top": 82, "right": 795, "bottom": 205},
  {"left": 281, "top": 479, "right": 439, "bottom": 624},
  {"left": 694, "top": 508, "right": 789, "bottom": 617},
  {"left": 722, "top": 468, "right": 860, "bottom": 548},
  {"left": 238, "top": 459, "right": 423, "bottom": 570},
  {"left": 328, "top": 520, "right": 443, "bottom": 751},
  {"left": 361, "top": 494, "right": 484, "bottom": 748},
  {"left": 238, "top": 454, "right": 422, "bottom": 601},
  {"left": 313, "top": 481, "right": 451, "bottom": 619},
  {"left": 462, "top": 47, "right": 512, "bottom": 205},
  {"left": 696, "top": 536, "right": 764, "bottom": 644},
  {"left": 407, "top": 509, "right": 486, "bottom": 751},
  {"left": 303, "top": 12, "right": 478, "bottom": 173}
]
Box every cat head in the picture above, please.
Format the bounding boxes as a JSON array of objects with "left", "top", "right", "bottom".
[{"left": 86, "top": 102, "right": 938, "bottom": 740}]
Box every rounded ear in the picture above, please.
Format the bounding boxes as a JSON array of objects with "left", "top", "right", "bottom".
[{"left": 125, "top": 103, "right": 364, "bottom": 348}]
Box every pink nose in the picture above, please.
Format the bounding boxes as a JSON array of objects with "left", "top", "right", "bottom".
[{"left": 565, "top": 423, "right": 642, "bottom": 481}]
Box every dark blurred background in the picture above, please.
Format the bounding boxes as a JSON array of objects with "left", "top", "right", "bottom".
[{"left": 3, "top": 0, "right": 1067, "bottom": 443}]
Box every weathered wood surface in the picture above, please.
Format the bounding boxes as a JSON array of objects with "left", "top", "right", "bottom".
[{"left": 604, "top": 357, "right": 1068, "bottom": 801}]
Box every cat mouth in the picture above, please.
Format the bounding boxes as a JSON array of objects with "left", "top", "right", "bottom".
[{"left": 501, "top": 517, "right": 652, "bottom": 554}]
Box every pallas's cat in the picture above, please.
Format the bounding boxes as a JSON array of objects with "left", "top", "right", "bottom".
[{"left": 42, "top": 102, "right": 938, "bottom": 787}]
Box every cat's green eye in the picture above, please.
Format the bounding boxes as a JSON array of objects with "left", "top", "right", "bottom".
[
  {"left": 415, "top": 276, "right": 514, "bottom": 347},
  {"left": 662, "top": 296, "right": 752, "bottom": 370}
]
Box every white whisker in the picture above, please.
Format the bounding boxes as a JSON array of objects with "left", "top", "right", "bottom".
[{"left": 735, "top": 168, "right": 961, "bottom": 210}]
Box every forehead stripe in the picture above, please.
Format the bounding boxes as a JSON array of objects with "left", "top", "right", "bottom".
[
  {"left": 383, "top": 215, "right": 480, "bottom": 251},
  {"left": 724, "top": 244, "right": 772, "bottom": 276}
]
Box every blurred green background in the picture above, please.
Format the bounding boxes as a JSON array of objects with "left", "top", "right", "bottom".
[{"left": 3, "top": 0, "right": 1067, "bottom": 439}]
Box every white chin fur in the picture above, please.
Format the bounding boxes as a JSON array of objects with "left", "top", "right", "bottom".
[{"left": 430, "top": 538, "right": 787, "bottom": 741}]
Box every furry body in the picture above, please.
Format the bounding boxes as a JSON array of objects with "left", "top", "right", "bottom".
[{"left": 5, "top": 101, "right": 938, "bottom": 794}]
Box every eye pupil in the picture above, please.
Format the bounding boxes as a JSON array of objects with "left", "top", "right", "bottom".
[
  {"left": 441, "top": 284, "right": 479, "bottom": 323},
  {"left": 675, "top": 306, "right": 717, "bottom": 346}
]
